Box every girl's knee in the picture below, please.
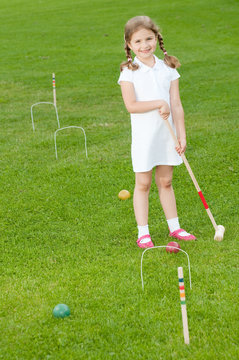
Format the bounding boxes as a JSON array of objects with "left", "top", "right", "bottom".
[
  {"left": 155, "top": 166, "right": 173, "bottom": 189},
  {"left": 156, "top": 176, "right": 172, "bottom": 189},
  {"left": 135, "top": 172, "right": 152, "bottom": 192},
  {"left": 136, "top": 182, "right": 151, "bottom": 192}
]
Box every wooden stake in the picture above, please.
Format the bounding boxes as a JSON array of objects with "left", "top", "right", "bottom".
[
  {"left": 52, "top": 73, "right": 56, "bottom": 107},
  {"left": 178, "top": 267, "right": 190, "bottom": 345}
]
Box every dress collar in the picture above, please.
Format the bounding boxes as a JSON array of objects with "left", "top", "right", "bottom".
[{"left": 134, "top": 55, "right": 161, "bottom": 72}]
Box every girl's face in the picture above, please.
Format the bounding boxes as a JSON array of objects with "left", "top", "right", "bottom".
[{"left": 128, "top": 28, "right": 157, "bottom": 61}]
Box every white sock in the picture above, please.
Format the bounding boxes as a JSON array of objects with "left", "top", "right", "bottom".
[
  {"left": 137, "top": 225, "right": 150, "bottom": 243},
  {"left": 167, "top": 217, "right": 190, "bottom": 236}
]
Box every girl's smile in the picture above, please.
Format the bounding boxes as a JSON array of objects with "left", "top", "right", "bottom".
[{"left": 128, "top": 28, "right": 157, "bottom": 66}]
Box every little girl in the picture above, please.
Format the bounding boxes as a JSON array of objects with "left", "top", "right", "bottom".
[{"left": 118, "top": 16, "right": 196, "bottom": 248}]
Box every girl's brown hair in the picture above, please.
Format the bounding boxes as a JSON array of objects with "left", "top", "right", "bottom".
[{"left": 120, "top": 16, "right": 181, "bottom": 72}]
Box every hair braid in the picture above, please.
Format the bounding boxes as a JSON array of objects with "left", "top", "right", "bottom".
[
  {"left": 120, "top": 42, "right": 139, "bottom": 72},
  {"left": 158, "top": 33, "right": 167, "bottom": 54},
  {"left": 157, "top": 33, "right": 181, "bottom": 69},
  {"left": 125, "top": 44, "right": 132, "bottom": 61}
]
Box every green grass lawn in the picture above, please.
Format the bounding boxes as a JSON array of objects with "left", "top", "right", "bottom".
[{"left": 0, "top": 0, "right": 239, "bottom": 359}]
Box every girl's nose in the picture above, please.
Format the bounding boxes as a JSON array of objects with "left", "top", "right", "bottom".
[{"left": 142, "top": 40, "right": 149, "bottom": 48}]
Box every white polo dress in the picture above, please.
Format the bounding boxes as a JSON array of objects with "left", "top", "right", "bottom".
[{"left": 118, "top": 55, "right": 183, "bottom": 172}]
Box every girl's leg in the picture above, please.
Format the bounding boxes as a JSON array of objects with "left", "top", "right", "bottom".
[
  {"left": 155, "top": 165, "right": 177, "bottom": 220},
  {"left": 134, "top": 171, "right": 154, "bottom": 247},
  {"left": 155, "top": 165, "right": 196, "bottom": 240},
  {"left": 134, "top": 170, "right": 152, "bottom": 226}
]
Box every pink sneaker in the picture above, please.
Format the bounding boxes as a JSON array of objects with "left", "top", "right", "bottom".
[
  {"left": 169, "top": 228, "right": 196, "bottom": 241},
  {"left": 137, "top": 235, "right": 154, "bottom": 249}
]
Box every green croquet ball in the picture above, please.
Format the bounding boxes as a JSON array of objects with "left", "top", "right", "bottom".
[{"left": 53, "top": 304, "right": 70, "bottom": 318}]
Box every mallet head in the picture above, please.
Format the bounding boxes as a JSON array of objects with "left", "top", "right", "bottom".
[{"left": 214, "top": 225, "right": 225, "bottom": 242}]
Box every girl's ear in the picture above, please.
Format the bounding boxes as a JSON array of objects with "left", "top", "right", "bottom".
[{"left": 128, "top": 42, "right": 132, "bottom": 50}]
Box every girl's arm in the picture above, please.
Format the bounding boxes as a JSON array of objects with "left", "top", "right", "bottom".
[
  {"left": 120, "top": 81, "right": 170, "bottom": 118},
  {"left": 170, "top": 79, "right": 186, "bottom": 154}
]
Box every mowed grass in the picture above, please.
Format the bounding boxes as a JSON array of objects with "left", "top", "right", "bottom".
[{"left": 0, "top": 0, "right": 239, "bottom": 359}]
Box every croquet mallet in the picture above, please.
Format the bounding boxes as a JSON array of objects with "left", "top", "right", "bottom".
[{"left": 164, "top": 119, "right": 225, "bottom": 241}]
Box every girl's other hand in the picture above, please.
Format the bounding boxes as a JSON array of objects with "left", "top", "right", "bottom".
[
  {"left": 158, "top": 101, "right": 170, "bottom": 120},
  {"left": 175, "top": 138, "right": 186, "bottom": 155}
]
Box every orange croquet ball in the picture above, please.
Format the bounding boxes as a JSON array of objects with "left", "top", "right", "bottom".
[{"left": 118, "top": 189, "right": 131, "bottom": 200}]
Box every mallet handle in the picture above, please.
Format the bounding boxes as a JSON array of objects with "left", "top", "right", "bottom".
[{"left": 163, "top": 119, "right": 218, "bottom": 231}]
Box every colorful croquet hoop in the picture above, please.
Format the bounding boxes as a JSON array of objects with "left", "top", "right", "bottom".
[{"left": 140, "top": 246, "right": 191, "bottom": 291}]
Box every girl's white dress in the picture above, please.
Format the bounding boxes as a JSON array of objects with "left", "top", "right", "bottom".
[{"left": 118, "top": 55, "right": 183, "bottom": 172}]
